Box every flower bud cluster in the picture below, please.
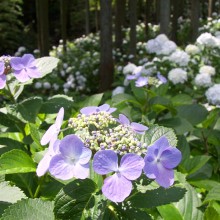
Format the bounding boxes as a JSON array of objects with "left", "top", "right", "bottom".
[{"left": 68, "top": 112, "right": 146, "bottom": 155}]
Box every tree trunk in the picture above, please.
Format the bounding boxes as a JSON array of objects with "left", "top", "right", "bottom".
[
  {"left": 129, "top": 0, "right": 137, "bottom": 58},
  {"left": 208, "top": 0, "right": 213, "bottom": 17},
  {"left": 191, "top": 0, "right": 200, "bottom": 42},
  {"left": 145, "top": 0, "right": 153, "bottom": 39},
  {"left": 60, "top": 0, "right": 68, "bottom": 51},
  {"left": 36, "top": 0, "right": 49, "bottom": 56},
  {"left": 159, "top": 0, "right": 170, "bottom": 36},
  {"left": 99, "top": 0, "right": 114, "bottom": 92},
  {"left": 115, "top": 0, "right": 126, "bottom": 50},
  {"left": 95, "top": 0, "right": 99, "bottom": 32},
  {"left": 85, "top": 0, "right": 90, "bottom": 34}
]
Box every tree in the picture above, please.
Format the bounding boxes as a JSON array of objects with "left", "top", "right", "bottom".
[
  {"left": 36, "top": 0, "right": 49, "bottom": 56},
  {"left": 60, "top": 0, "right": 68, "bottom": 51},
  {"left": 99, "top": 0, "right": 114, "bottom": 92},
  {"left": 85, "top": 0, "right": 90, "bottom": 35},
  {"left": 159, "top": 0, "right": 170, "bottom": 36},
  {"left": 191, "top": 0, "right": 200, "bottom": 42}
]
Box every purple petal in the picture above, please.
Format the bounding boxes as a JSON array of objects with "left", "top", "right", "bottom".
[
  {"left": 79, "top": 147, "right": 92, "bottom": 164},
  {"left": 143, "top": 154, "right": 158, "bottom": 179},
  {"left": 160, "top": 147, "right": 182, "bottom": 169},
  {"left": 55, "top": 107, "right": 64, "bottom": 128},
  {"left": 59, "top": 134, "right": 84, "bottom": 158},
  {"left": 80, "top": 106, "right": 97, "bottom": 115},
  {"left": 150, "top": 136, "right": 170, "bottom": 156},
  {"left": 93, "top": 150, "right": 118, "bottom": 174},
  {"left": 155, "top": 163, "right": 174, "bottom": 188},
  {"left": 26, "top": 67, "right": 41, "bottom": 78},
  {"left": 98, "top": 104, "right": 110, "bottom": 112},
  {"left": 13, "top": 69, "right": 30, "bottom": 82},
  {"left": 49, "top": 155, "right": 75, "bottom": 180},
  {"left": 107, "top": 107, "right": 117, "bottom": 114},
  {"left": 102, "top": 173, "right": 132, "bottom": 202},
  {"left": 118, "top": 114, "right": 130, "bottom": 125},
  {"left": 10, "top": 57, "right": 24, "bottom": 70},
  {"left": 0, "top": 62, "right": 5, "bottom": 75},
  {"left": 40, "top": 124, "right": 57, "bottom": 145},
  {"left": 135, "top": 76, "right": 148, "bottom": 87},
  {"left": 130, "top": 122, "right": 148, "bottom": 134},
  {"left": 36, "top": 150, "right": 51, "bottom": 176},
  {"left": 127, "top": 75, "right": 137, "bottom": 80},
  {"left": 21, "top": 54, "right": 36, "bottom": 67},
  {"left": 73, "top": 163, "right": 90, "bottom": 179},
  {"left": 0, "top": 74, "right": 6, "bottom": 89},
  {"left": 52, "top": 139, "right": 61, "bottom": 154},
  {"left": 119, "top": 153, "right": 144, "bottom": 180},
  {"left": 157, "top": 73, "right": 167, "bottom": 84}
]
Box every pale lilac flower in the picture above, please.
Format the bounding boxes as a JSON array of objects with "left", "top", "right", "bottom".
[
  {"left": 93, "top": 150, "right": 144, "bottom": 202},
  {"left": 118, "top": 114, "right": 148, "bottom": 134},
  {"left": 80, "top": 104, "right": 116, "bottom": 115},
  {"left": 157, "top": 73, "right": 167, "bottom": 84},
  {"left": 135, "top": 76, "right": 148, "bottom": 87},
  {"left": 49, "top": 134, "right": 92, "bottom": 180},
  {"left": 36, "top": 139, "right": 60, "bottom": 177},
  {"left": 143, "top": 136, "right": 182, "bottom": 188},
  {"left": 10, "top": 54, "right": 41, "bottom": 82},
  {"left": 0, "top": 62, "right": 6, "bottom": 89},
  {"left": 40, "top": 107, "right": 64, "bottom": 146}
]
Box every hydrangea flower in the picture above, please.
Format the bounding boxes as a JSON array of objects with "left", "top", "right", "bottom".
[
  {"left": 40, "top": 107, "right": 64, "bottom": 146},
  {"left": 168, "top": 68, "right": 187, "bottom": 85},
  {"left": 49, "top": 134, "right": 92, "bottom": 180},
  {"left": 118, "top": 114, "right": 148, "bottom": 134},
  {"left": 199, "top": 65, "right": 215, "bottom": 76},
  {"left": 93, "top": 150, "right": 144, "bottom": 202},
  {"left": 80, "top": 104, "right": 116, "bottom": 115},
  {"left": 194, "top": 73, "right": 212, "bottom": 88},
  {"left": 0, "top": 62, "right": 5, "bottom": 89},
  {"left": 169, "top": 50, "right": 189, "bottom": 66},
  {"left": 135, "top": 76, "right": 148, "bottom": 87},
  {"left": 205, "top": 84, "right": 220, "bottom": 105},
  {"left": 10, "top": 54, "right": 41, "bottom": 82},
  {"left": 196, "top": 32, "right": 218, "bottom": 48},
  {"left": 143, "top": 136, "right": 182, "bottom": 188},
  {"left": 157, "top": 73, "right": 167, "bottom": 84}
]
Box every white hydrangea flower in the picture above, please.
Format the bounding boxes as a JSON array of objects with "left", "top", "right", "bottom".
[
  {"left": 112, "top": 86, "right": 125, "bottom": 97},
  {"left": 18, "top": 46, "right": 26, "bottom": 53},
  {"left": 168, "top": 68, "right": 187, "bottom": 84},
  {"left": 199, "top": 65, "right": 215, "bottom": 76},
  {"left": 205, "top": 84, "right": 220, "bottom": 105},
  {"left": 196, "top": 32, "right": 218, "bottom": 47},
  {"left": 123, "top": 63, "right": 137, "bottom": 75},
  {"left": 160, "top": 41, "right": 177, "bottom": 55},
  {"left": 169, "top": 50, "right": 190, "bottom": 66},
  {"left": 194, "top": 73, "right": 212, "bottom": 87},
  {"left": 185, "top": 44, "right": 200, "bottom": 55},
  {"left": 146, "top": 39, "right": 161, "bottom": 54},
  {"left": 34, "top": 82, "right": 42, "bottom": 89},
  {"left": 43, "top": 82, "right": 51, "bottom": 89}
]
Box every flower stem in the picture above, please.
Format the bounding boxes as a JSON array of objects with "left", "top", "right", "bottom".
[{"left": 34, "top": 176, "right": 44, "bottom": 198}]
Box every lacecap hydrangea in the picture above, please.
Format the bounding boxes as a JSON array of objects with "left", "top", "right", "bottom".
[{"left": 37, "top": 105, "right": 182, "bottom": 202}]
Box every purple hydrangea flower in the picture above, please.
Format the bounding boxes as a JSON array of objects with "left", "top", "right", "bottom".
[
  {"left": 80, "top": 104, "right": 116, "bottom": 115},
  {"left": 143, "top": 136, "right": 182, "bottom": 188},
  {"left": 157, "top": 73, "right": 167, "bottom": 84},
  {"left": 126, "top": 66, "right": 143, "bottom": 80},
  {"left": 118, "top": 114, "right": 148, "bottom": 134},
  {"left": 93, "top": 150, "right": 144, "bottom": 202},
  {"left": 40, "top": 107, "right": 64, "bottom": 146},
  {"left": 10, "top": 54, "right": 41, "bottom": 82},
  {"left": 49, "top": 134, "right": 92, "bottom": 180},
  {"left": 0, "top": 62, "right": 6, "bottom": 89},
  {"left": 135, "top": 76, "right": 148, "bottom": 87},
  {"left": 36, "top": 139, "right": 60, "bottom": 177}
]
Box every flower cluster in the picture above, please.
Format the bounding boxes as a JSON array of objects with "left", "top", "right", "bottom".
[
  {"left": 37, "top": 106, "right": 182, "bottom": 203},
  {"left": 0, "top": 54, "right": 41, "bottom": 89}
]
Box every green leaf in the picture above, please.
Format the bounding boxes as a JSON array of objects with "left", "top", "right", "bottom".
[
  {"left": 0, "top": 150, "right": 36, "bottom": 175},
  {"left": 159, "top": 117, "right": 194, "bottom": 135},
  {"left": 17, "top": 97, "right": 43, "bottom": 123},
  {"left": 80, "top": 93, "right": 103, "bottom": 107},
  {"left": 204, "top": 205, "right": 220, "bottom": 220},
  {"left": 204, "top": 185, "right": 220, "bottom": 204},
  {"left": 29, "top": 123, "right": 41, "bottom": 148},
  {"left": 54, "top": 179, "right": 97, "bottom": 219},
  {"left": 0, "top": 181, "right": 26, "bottom": 203},
  {"left": 129, "top": 186, "right": 186, "bottom": 208},
  {"left": 171, "top": 94, "right": 193, "bottom": 106},
  {"left": 1, "top": 198, "right": 54, "bottom": 220},
  {"left": 0, "top": 112, "right": 15, "bottom": 127},
  {"left": 142, "top": 125, "right": 177, "bottom": 147},
  {"left": 177, "top": 104, "right": 208, "bottom": 125},
  {"left": 40, "top": 94, "right": 74, "bottom": 114},
  {"left": 177, "top": 135, "right": 190, "bottom": 162},
  {"left": 190, "top": 180, "right": 220, "bottom": 191},
  {"left": 36, "top": 56, "right": 59, "bottom": 77},
  {"left": 182, "top": 155, "right": 211, "bottom": 175},
  {"left": 112, "top": 93, "right": 141, "bottom": 107},
  {"left": 0, "top": 138, "right": 26, "bottom": 155},
  {"left": 130, "top": 81, "right": 148, "bottom": 104},
  {"left": 157, "top": 204, "right": 183, "bottom": 220}
]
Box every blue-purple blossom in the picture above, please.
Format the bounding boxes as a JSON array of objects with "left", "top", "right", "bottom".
[
  {"left": 157, "top": 73, "right": 167, "bottom": 84},
  {"left": 10, "top": 54, "right": 41, "bottom": 82},
  {"left": 49, "top": 134, "right": 92, "bottom": 180},
  {"left": 40, "top": 107, "right": 64, "bottom": 146},
  {"left": 80, "top": 104, "right": 116, "bottom": 115},
  {"left": 143, "top": 136, "right": 182, "bottom": 188},
  {"left": 0, "top": 62, "right": 5, "bottom": 89},
  {"left": 36, "top": 139, "right": 60, "bottom": 177},
  {"left": 126, "top": 66, "right": 142, "bottom": 80},
  {"left": 118, "top": 114, "right": 148, "bottom": 134},
  {"left": 135, "top": 76, "right": 148, "bottom": 87},
  {"left": 93, "top": 150, "right": 144, "bottom": 202}
]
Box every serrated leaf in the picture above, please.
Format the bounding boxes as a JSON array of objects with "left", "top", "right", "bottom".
[
  {"left": 0, "top": 181, "right": 26, "bottom": 203},
  {"left": 54, "top": 179, "right": 97, "bottom": 219},
  {"left": 29, "top": 123, "right": 41, "bottom": 147},
  {"left": 40, "top": 94, "right": 74, "bottom": 114},
  {"left": 128, "top": 186, "right": 186, "bottom": 208},
  {"left": 112, "top": 93, "right": 141, "bottom": 106},
  {"left": 142, "top": 125, "right": 177, "bottom": 147},
  {"left": 157, "top": 204, "right": 183, "bottom": 220},
  {"left": 17, "top": 97, "right": 43, "bottom": 123},
  {"left": 190, "top": 180, "right": 220, "bottom": 191},
  {"left": 203, "top": 185, "right": 220, "bottom": 204},
  {"left": 1, "top": 198, "right": 54, "bottom": 220},
  {"left": 0, "top": 150, "right": 36, "bottom": 175},
  {"left": 171, "top": 94, "right": 193, "bottom": 106},
  {"left": 204, "top": 205, "right": 220, "bottom": 220}
]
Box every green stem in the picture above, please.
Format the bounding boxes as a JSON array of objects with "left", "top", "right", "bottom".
[
  {"left": 6, "top": 81, "right": 16, "bottom": 103},
  {"left": 34, "top": 176, "right": 44, "bottom": 198}
]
